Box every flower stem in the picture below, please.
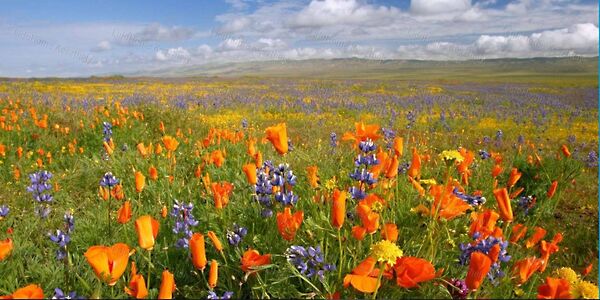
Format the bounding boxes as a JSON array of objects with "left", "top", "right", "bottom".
[
  {"left": 372, "top": 262, "right": 384, "bottom": 300},
  {"left": 337, "top": 228, "right": 343, "bottom": 282},
  {"left": 147, "top": 249, "right": 152, "bottom": 289}
]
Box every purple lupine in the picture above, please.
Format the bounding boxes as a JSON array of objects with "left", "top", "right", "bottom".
[
  {"left": 226, "top": 223, "right": 248, "bottom": 246},
  {"left": 171, "top": 200, "right": 199, "bottom": 248},
  {"left": 99, "top": 172, "right": 119, "bottom": 188},
  {"left": 52, "top": 288, "right": 85, "bottom": 300},
  {"left": 254, "top": 161, "right": 299, "bottom": 216},
  {"left": 286, "top": 245, "right": 335, "bottom": 281},
  {"left": 27, "top": 171, "right": 53, "bottom": 218},
  {"left": 586, "top": 150, "right": 598, "bottom": 167},
  {"left": 330, "top": 132, "right": 338, "bottom": 149},
  {"left": 453, "top": 188, "right": 486, "bottom": 207},
  {"left": 0, "top": 205, "right": 8, "bottom": 219},
  {"left": 448, "top": 278, "right": 469, "bottom": 299},
  {"left": 478, "top": 149, "right": 491, "bottom": 160},
  {"left": 517, "top": 195, "right": 536, "bottom": 216},
  {"left": 406, "top": 110, "right": 417, "bottom": 129},
  {"left": 459, "top": 233, "right": 511, "bottom": 284},
  {"left": 207, "top": 291, "right": 234, "bottom": 300},
  {"left": 381, "top": 127, "right": 395, "bottom": 150},
  {"left": 102, "top": 121, "right": 113, "bottom": 142},
  {"left": 349, "top": 139, "right": 378, "bottom": 200}
]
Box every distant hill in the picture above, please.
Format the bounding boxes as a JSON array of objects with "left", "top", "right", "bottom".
[{"left": 120, "top": 57, "right": 598, "bottom": 83}]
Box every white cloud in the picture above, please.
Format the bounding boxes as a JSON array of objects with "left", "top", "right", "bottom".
[
  {"left": 411, "top": 0, "right": 471, "bottom": 15},
  {"left": 115, "top": 23, "right": 196, "bottom": 46},
  {"left": 254, "top": 38, "right": 287, "bottom": 50},
  {"left": 155, "top": 47, "right": 191, "bottom": 62},
  {"left": 218, "top": 38, "right": 244, "bottom": 51},
  {"left": 289, "top": 0, "right": 400, "bottom": 27},
  {"left": 91, "top": 40, "right": 111, "bottom": 52}
]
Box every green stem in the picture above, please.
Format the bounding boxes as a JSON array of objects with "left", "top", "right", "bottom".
[
  {"left": 372, "top": 262, "right": 385, "bottom": 300},
  {"left": 107, "top": 193, "right": 111, "bottom": 240},
  {"left": 147, "top": 249, "right": 152, "bottom": 289},
  {"left": 337, "top": 229, "right": 343, "bottom": 283}
]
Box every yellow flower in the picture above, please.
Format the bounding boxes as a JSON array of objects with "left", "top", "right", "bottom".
[
  {"left": 419, "top": 179, "right": 437, "bottom": 186},
  {"left": 439, "top": 150, "right": 464, "bottom": 163},
  {"left": 324, "top": 177, "right": 337, "bottom": 191},
  {"left": 571, "top": 280, "right": 599, "bottom": 299},
  {"left": 370, "top": 240, "right": 403, "bottom": 265},
  {"left": 553, "top": 267, "right": 579, "bottom": 284}
]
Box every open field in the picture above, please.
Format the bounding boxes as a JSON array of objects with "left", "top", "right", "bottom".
[{"left": 0, "top": 61, "right": 597, "bottom": 299}]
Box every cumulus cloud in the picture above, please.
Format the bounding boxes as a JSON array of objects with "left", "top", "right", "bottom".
[
  {"left": 155, "top": 47, "right": 191, "bottom": 62},
  {"left": 410, "top": 0, "right": 471, "bottom": 15},
  {"left": 115, "top": 23, "right": 196, "bottom": 46},
  {"left": 218, "top": 38, "right": 244, "bottom": 51},
  {"left": 289, "top": 0, "right": 400, "bottom": 27}
]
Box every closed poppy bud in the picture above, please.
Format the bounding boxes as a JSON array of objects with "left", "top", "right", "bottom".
[
  {"left": 0, "top": 238, "right": 13, "bottom": 261},
  {"left": 509, "top": 187, "right": 524, "bottom": 199},
  {"left": 135, "top": 215, "right": 159, "bottom": 250},
  {"left": 99, "top": 186, "right": 110, "bottom": 201},
  {"left": 393, "top": 137, "right": 403, "bottom": 157},
  {"left": 331, "top": 189, "right": 346, "bottom": 229},
  {"left": 385, "top": 155, "right": 400, "bottom": 179},
  {"left": 547, "top": 180, "right": 558, "bottom": 198},
  {"left": 208, "top": 260, "right": 218, "bottom": 289},
  {"left": 148, "top": 166, "right": 158, "bottom": 181},
  {"left": 158, "top": 269, "right": 176, "bottom": 299},
  {"left": 103, "top": 141, "right": 113, "bottom": 156},
  {"left": 155, "top": 144, "right": 163, "bottom": 155},
  {"left": 407, "top": 148, "right": 421, "bottom": 179},
  {"left": 136, "top": 143, "right": 148, "bottom": 158},
  {"left": 265, "top": 123, "right": 288, "bottom": 155},
  {"left": 560, "top": 144, "right": 571, "bottom": 158},
  {"left": 306, "top": 165, "right": 320, "bottom": 188},
  {"left": 189, "top": 233, "right": 207, "bottom": 271},
  {"left": 352, "top": 226, "right": 367, "bottom": 240},
  {"left": 207, "top": 231, "right": 223, "bottom": 252},
  {"left": 382, "top": 223, "right": 399, "bottom": 242},
  {"left": 507, "top": 168, "right": 521, "bottom": 188},
  {"left": 254, "top": 151, "right": 263, "bottom": 167},
  {"left": 134, "top": 171, "right": 145, "bottom": 193},
  {"left": 582, "top": 263, "right": 593, "bottom": 276},
  {"left": 466, "top": 252, "right": 492, "bottom": 290},
  {"left": 242, "top": 163, "right": 258, "bottom": 185},
  {"left": 492, "top": 164, "right": 502, "bottom": 178},
  {"left": 117, "top": 201, "right": 132, "bottom": 224},
  {"left": 493, "top": 188, "right": 513, "bottom": 222},
  {"left": 510, "top": 223, "right": 528, "bottom": 244},
  {"left": 161, "top": 205, "right": 168, "bottom": 218}
]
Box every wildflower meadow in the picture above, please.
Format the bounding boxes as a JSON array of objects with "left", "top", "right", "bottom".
[{"left": 0, "top": 75, "right": 596, "bottom": 299}]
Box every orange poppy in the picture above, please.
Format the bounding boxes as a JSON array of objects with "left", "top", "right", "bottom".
[
  {"left": 207, "top": 231, "right": 223, "bottom": 253},
  {"left": 242, "top": 163, "right": 257, "bottom": 185},
  {"left": 135, "top": 215, "right": 159, "bottom": 250},
  {"left": 582, "top": 263, "right": 593, "bottom": 277},
  {"left": 306, "top": 166, "right": 320, "bottom": 188},
  {"left": 465, "top": 252, "right": 492, "bottom": 290},
  {"left": 493, "top": 188, "right": 513, "bottom": 222},
  {"left": 276, "top": 207, "right": 303, "bottom": 241},
  {"left": 1, "top": 284, "right": 44, "bottom": 299},
  {"left": 162, "top": 136, "right": 179, "bottom": 152},
  {"left": 393, "top": 137, "right": 403, "bottom": 157},
  {"left": 161, "top": 205, "right": 168, "bottom": 218},
  {"left": 241, "top": 249, "right": 271, "bottom": 273},
  {"left": 507, "top": 168, "right": 522, "bottom": 188},
  {"left": 385, "top": 155, "right": 400, "bottom": 179},
  {"left": 539, "top": 239, "right": 561, "bottom": 273},
  {"left": 148, "top": 166, "right": 158, "bottom": 181},
  {"left": 343, "top": 257, "right": 380, "bottom": 293},
  {"left": 547, "top": 181, "right": 558, "bottom": 198},
  {"left": 111, "top": 184, "right": 125, "bottom": 201},
  {"left": 429, "top": 184, "right": 471, "bottom": 220},
  {"left": 0, "top": 238, "right": 13, "bottom": 261},
  {"left": 134, "top": 171, "right": 145, "bottom": 193},
  {"left": 155, "top": 144, "right": 163, "bottom": 155},
  {"left": 469, "top": 209, "right": 500, "bottom": 239},
  {"left": 254, "top": 151, "right": 263, "bottom": 167},
  {"left": 211, "top": 182, "right": 234, "bottom": 209},
  {"left": 158, "top": 269, "right": 176, "bottom": 299},
  {"left": 189, "top": 233, "right": 207, "bottom": 271},
  {"left": 537, "top": 277, "right": 571, "bottom": 299},
  {"left": 117, "top": 201, "right": 132, "bottom": 224},
  {"left": 136, "top": 143, "right": 148, "bottom": 158},
  {"left": 382, "top": 223, "right": 399, "bottom": 242},
  {"left": 510, "top": 187, "right": 524, "bottom": 199},
  {"left": 407, "top": 147, "right": 421, "bottom": 179},
  {"left": 210, "top": 150, "right": 225, "bottom": 167},
  {"left": 331, "top": 189, "right": 347, "bottom": 229},
  {"left": 103, "top": 141, "right": 114, "bottom": 156},
  {"left": 208, "top": 260, "right": 218, "bottom": 289},
  {"left": 246, "top": 138, "right": 257, "bottom": 157},
  {"left": 84, "top": 243, "right": 130, "bottom": 286},
  {"left": 512, "top": 257, "right": 543, "bottom": 285},
  {"left": 342, "top": 122, "right": 380, "bottom": 147},
  {"left": 560, "top": 144, "right": 571, "bottom": 158},
  {"left": 124, "top": 273, "right": 148, "bottom": 299},
  {"left": 525, "top": 227, "right": 547, "bottom": 249},
  {"left": 488, "top": 244, "right": 501, "bottom": 263},
  {"left": 265, "top": 123, "right": 288, "bottom": 155},
  {"left": 510, "top": 223, "right": 528, "bottom": 244},
  {"left": 352, "top": 226, "right": 367, "bottom": 241},
  {"left": 393, "top": 256, "right": 436, "bottom": 288},
  {"left": 356, "top": 204, "right": 380, "bottom": 234},
  {"left": 492, "top": 164, "right": 503, "bottom": 178}
]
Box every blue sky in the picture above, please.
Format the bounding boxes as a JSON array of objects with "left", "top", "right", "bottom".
[{"left": 0, "top": 0, "right": 597, "bottom": 77}]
